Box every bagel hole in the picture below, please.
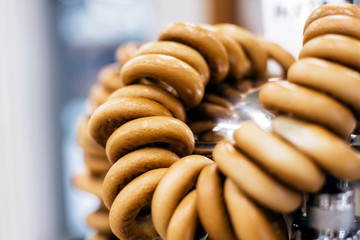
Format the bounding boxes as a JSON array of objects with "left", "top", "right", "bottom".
[
  {"left": 194, "top": 223, "right": 207, "bottom": 240},
  {"left": 137, "top": 202, "right": 151, "bottom": 217},
  {"left": 89, "top": 171, "right": 107, "bottom": 179},
  {"left": 205, "top": 82, "right": 245, "bottom": 104},
  {"left": 259, "top": 206, "right": 289, "bottom": 240}
]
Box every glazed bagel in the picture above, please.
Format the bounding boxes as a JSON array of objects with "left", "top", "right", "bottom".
[
  {"left": 105, "top": 116, "right": 194, "bottom": 164},
  {"left": 88, "top": 62, "right": 126, "bottom": 112}
]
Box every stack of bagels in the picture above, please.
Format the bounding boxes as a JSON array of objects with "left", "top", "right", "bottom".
[{"left": 74, "top": 3, "right": 360, "bottom": 239}]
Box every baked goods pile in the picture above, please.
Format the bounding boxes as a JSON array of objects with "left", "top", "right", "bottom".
[{"left": 74, "top": 2, "right": 360, "bottom": 240}]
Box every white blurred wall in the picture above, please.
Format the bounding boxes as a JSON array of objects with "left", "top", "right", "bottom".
[{"left": 0, "top": 0, "right": 64, "bottom": 239}]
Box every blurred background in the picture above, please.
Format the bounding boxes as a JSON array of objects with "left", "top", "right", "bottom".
[{"left": 0, "top": 0, "right": 357, "bottom": 239}]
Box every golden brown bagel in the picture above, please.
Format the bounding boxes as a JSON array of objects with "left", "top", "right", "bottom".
[
  {"left": 224, "top": 179, "right": 288, "bottom": 240},
  {"left": 120, "top": 54, "right": 204, "bottom": 109},
  {"left": 77, "top": 117, "right": 106, "bottom": 156},
  {"left": 303, "top": 2, "right": 360, "bottom": 33},
  {"left": 107, "top": 84, "right": 185, "bottom": 121},
  {"left": 137, "top": 41, "right": 210, "bottom": 85},
  {"left": 109, "top": 168, "right": 167, "bottom": 240},
  {"left": 166, "top": 190, "right": 200, "bottom": 240},
  {"left": 158, "top": 22, "right": 229, "bottom": 82},
  {"left": 303, "top": 15, "right": 360, "bottom": 45},
  {"left": 299, "top": 34, "right": 360, "bottom": 71},
  {"left": 260, "top": 81, "right": 356, "bottom": 138},
  {"left": 288, "top": 57, "right": 360, "bottom": 112},
  {"left": 213, "top": 140, "right": 302, "bottom": 213},
  {"left": 272, "top": 116, "right": 360, "bottom": 181},
  {"left": 102, "top": 147, "right": 179, "bottom": 209},
  {"left": 233, "top": 121, "right": 324, "bottom": 192},
  {"left": 216, "top": 23, "right": 267, "bottom": 76},
  {"left": 105, "top": 116, "right": 194, "bottom": 164},
  {"left": 197, "top": 164, "right": 236, "bottom": 240},
  {"left": 200, "top": 23, "right": 250, "bottom": 80},
  {"left": 88, "top": 97, "right": 172, "bottom": 148},
  {"left": 151, "top": 155, "right": 212, "bottom": 239}
]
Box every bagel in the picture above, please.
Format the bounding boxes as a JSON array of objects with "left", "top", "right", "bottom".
[
  {"left": 197, "top": 164, "right": 236, "bottom": 240},
  {"left": 272, "top": 116, "right": 360, "bottom": 181},
  {"left": 303, "top": 15, "right": 360, "bottom": 45},
  {"left": 109, "top": 168, "right": 167, "bottom": 240},
  {"left": 105, "top": 116, "right": 194, "bottom": 164},
  {"left": 88, "top": 97, "right": 173, "bottom": 148},
  {"left": 233, "top": 121, "right": 324, "bottom": 192},
  {"left": 260, "top": 80, "right": 356, "bottom": 138},
  {"left": 288, "top": 57, "right": 360, "bottom": 112},
  {"left": 107, "top": 84, "right": 185, "bottom": 121},
  {"left": 102, "top": 147, "right": 179, "bottom": 209},
  {"left": 303, "top": 2, "right": 360, "bottom": 32},
  {"left": 137, "top": 41, "right": 210, "bottom": 85},
  {"left": 224, "top": 179, "right": 288, "bottom": 240},
  {"left": 158, "top": 22, "right": 229, "bottom": 82},
  {"left": 151, "top": 155, "right": 212, "bottom": 239},
  {"left": 213, "top": 140, "right": 302, "bottom": 213},
  {"left": 299, "top": 34, "right": 360, "bottom": 71},
  {"left": 120, "top": 54, "right": 204, "bottom": 109}
]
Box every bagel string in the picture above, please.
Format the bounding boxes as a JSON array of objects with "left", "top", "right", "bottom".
[
  {"left": 85, "top": 22, "right": 296, "bottom": 240},
  {"left": 89, "top": 22, "right": 231, "bottom": 240},
  {"left": 208, "top": 2, "right": 360, "bottom": 239}
]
